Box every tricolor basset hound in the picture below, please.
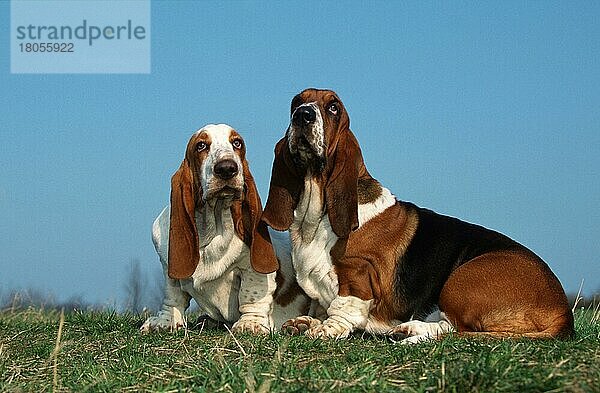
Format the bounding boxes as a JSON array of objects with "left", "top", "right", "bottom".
[
  {"left": 141, "top": 124, "right": 310, "bottom": 334},
  {"left": 259, "top": 89, "right": 574, "bottom": 342}
]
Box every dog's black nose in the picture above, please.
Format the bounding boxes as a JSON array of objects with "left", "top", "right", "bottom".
[
  {"left": 214, "top": 159, "right": 238, "bottom": 180},
  {"left": 292, "top": 106, "right": 316, "bottom": 126}
]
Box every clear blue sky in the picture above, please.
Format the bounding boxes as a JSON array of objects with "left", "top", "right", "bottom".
[{"left": 1, "top": 1, "right": 599, "bottom": 306}]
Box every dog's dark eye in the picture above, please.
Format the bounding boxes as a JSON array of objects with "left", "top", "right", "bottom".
[
  {"left": 232, "top": 139, "right": 243, "bottom": 149},
  {"left": 196, "top": 142, "right": 207, "bottom": 152},
  {"left": 327, "top": 103, "right": 339, "bottom": 115}
]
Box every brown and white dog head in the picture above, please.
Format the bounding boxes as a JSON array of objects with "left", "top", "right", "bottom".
[
  {"left": 168, "top": 124, "right": 279, "bottom": 279},
  {"left": 262, "top": 88, "right": 366, "bottom": 239},
  {"left": 286, "top": 89, "right": 350, "bottom": 172}
]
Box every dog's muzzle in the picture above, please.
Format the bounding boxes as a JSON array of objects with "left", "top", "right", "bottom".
[
  {"left": 204, "top": 158, "right": 243, "bottom": 202},
  {"left": 288, "top": 105, "right": 326, "bottom": 172}
]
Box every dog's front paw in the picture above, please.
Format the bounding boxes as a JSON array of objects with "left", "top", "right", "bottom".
[
  {"left": 140, "top": 310, "right": 185, "bottom": 334},
  {"left": 388, "top": 323, "right": 428, "bottom": 345},
  {"left": 388, "top": 321, "right": 419, "bottom": 338},
  {"left": 388, "top": 320, "right": 452, "bottom": 344},
  {"left": 305, "top": 318, "right": 351, "bottom": 340},
  {"left": 282, "top": 316, "right": 322, "bottom": 336},
  {"left": 231, "top": 318, "right": 270, "bottom": 335}
]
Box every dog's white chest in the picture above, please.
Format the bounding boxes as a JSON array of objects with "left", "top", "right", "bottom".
[
  {"left": 289, "top": 178, "right": 339, "bottom": 308},
  {"left": 181, "top": 263, "right": 243, "bottom": 322},
  {"left": 193, "top": 204, "right": 245, "bottom": 282},
  {"left": 183, "top": 204, "right": 247, "bottom": 321}
]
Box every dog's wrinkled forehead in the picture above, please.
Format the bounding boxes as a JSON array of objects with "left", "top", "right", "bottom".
[
  {"left": 185, "top": 124, "right": 245, "bottom": 162},
  {"left": 291, "top": 89, "right": 342, "bottom": 114}
]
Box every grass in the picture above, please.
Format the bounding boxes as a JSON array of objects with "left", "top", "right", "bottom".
[{"left": 1, "top": 308, "right": 598, "bottom": 392}]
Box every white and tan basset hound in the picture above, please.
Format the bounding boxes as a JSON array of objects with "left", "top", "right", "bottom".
[
  {"left": 259, "top": 89, "right": 574, "bottom": 342},
  {"left": 141, "top": 124, "right": 310, "bottom": 334}
]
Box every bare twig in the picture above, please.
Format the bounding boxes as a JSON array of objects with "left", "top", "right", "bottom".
[
  {"left": 52, "top": 309, "right": 65, "bottom": 392},
  {"left": 592, "top": 302, "right": 600, "bottom": 324},
  {"left": 224, "top": 324, "right": 247, "bottom": 356},
  {"left": 572, "top": 279, "right": 584, "bottom": 314}
]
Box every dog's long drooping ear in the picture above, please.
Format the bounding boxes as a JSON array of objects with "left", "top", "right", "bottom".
[
  {"left": 235, "top": 162, "right": 279, "bottom": 274},
  {"left": 325, "top": 130, "right": 361, "bottom": 238},
  {"left": 168, "top": 159, "right": 200, "bottom": 279},
  {"left": 261, "top": 137, "right": 303, "bottom": 231}
]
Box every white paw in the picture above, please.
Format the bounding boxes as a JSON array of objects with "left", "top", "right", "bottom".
[
  {"left": 306, "top": 319, "right": 351, "bottom": 339},
  {"left": 388, "top": 320, "right": 425, "bottom": 337},
  {"left": 388, "top": 319, "right": 453, "bottom": 344},
  {"left": 231, "top": 318, "right": 270, "bottom": 335},
  {"left": 140, "top": 310, "right": 185, "bottom": 334},
  {"left": 400, "top": 334, "right": 433, "bottom": 345}
]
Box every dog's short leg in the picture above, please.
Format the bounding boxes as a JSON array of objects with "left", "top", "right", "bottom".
[
  {"left": 388, "top": 311, "right": 454, "bottom": 344},
  {"left": 304, "top": 296, "right": 373, "bottom": 339},
  {"left": 231, "top": 269, "right": 276, "bottom": 334},
  {"left": 140, "top": 277, "right": 191, "bottom": 333}
]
